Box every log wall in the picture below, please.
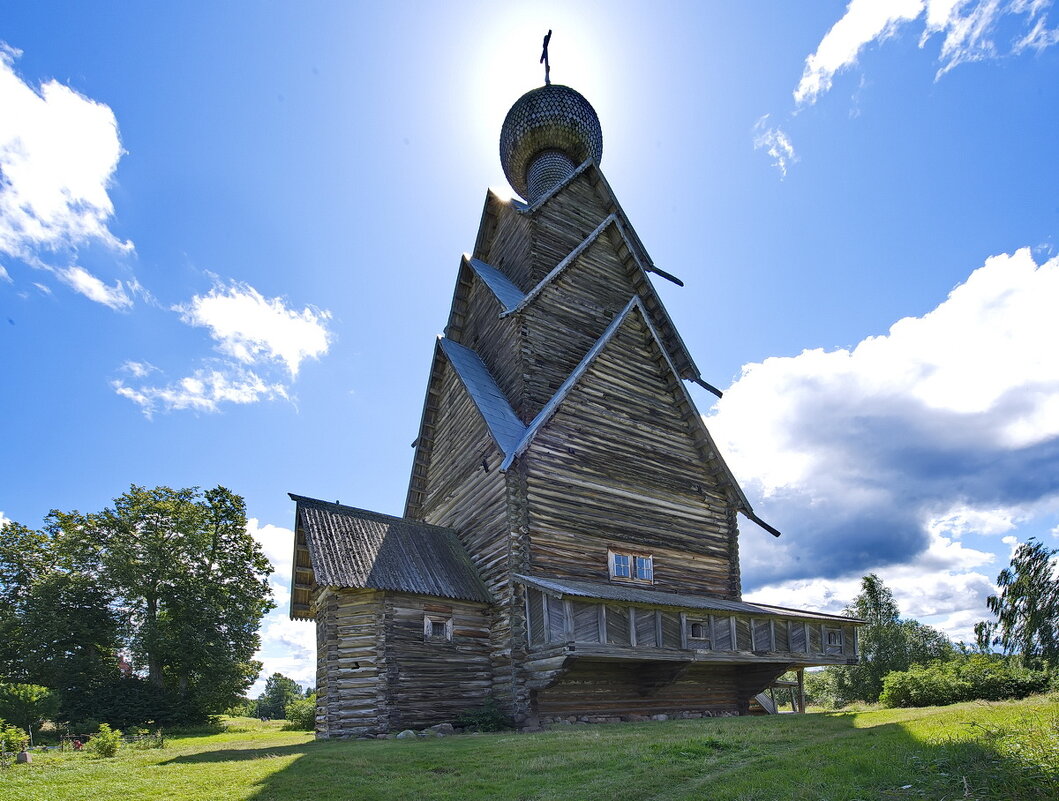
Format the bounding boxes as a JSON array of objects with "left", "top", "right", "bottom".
[
  {"left": 524, "top": 312, "right": 736, "bottom": 597},
  {"left": 314, "top": 588, "right": 384, "bottom": 739},
  {"left": 381, "top": 594, "right": 492, "bottom": 731}
]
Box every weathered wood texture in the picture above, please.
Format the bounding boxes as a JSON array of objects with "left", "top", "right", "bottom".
[
  {"left": 533, "top": 661, "right": 753, "bottom": 720},
  {"left": 314, "top": 588, "right": 385, "bottom": 738},
  {"left": 381, "top": 594, "right": 492, "bottom": 731},
  {"left": 524, "top": 590, "right": 859, "bottom": 667},
  {"left": 314, "top": 588, "right": 491, "bottom": 737},
  {"left": 523, "top": 311, "right": 738, "bottom": 597}
]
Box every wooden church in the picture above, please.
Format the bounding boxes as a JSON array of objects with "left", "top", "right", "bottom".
[{"left": 289, "top": 74, "right": 861, "bottom": 738}]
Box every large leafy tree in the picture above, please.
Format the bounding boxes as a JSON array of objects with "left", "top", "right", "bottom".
[
  {"left": 91, "top": 485, "right": 275, "bottom": 720},
  {"left": 830, "top": 574, "right": 952, "bottom": 703},
  {"left": 0, "top": 485, "right": 274, "bottom": 725},
  {"left": 0, "top": 514, "right": 121, "bottom": 710},
  {"left": 986, "top": 539, "right": 1059, "bottom": 670}
]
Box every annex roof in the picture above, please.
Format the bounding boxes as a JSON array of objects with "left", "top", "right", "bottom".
[
  {"left": 290, "top": 494, "right": 491, "bottom": 605},
  {"left": 516, "top": 575, "right": 863, "bottom": 624}
]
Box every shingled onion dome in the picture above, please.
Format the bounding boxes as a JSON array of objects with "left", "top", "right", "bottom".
[{"left": 500, "top": 84, "right": 603, "bottom": 203}]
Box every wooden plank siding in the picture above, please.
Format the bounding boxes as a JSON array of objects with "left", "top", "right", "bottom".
[
  {"left": 519, "top": 232, "right": 647, "bottom": 420},
  {"left": 523, "top": 311, "right": 738, "bottom": 598},
  {"left": 381, "top": 593, "right": 492, "bottom": 731},
  {"left": 528, "top": 172, "right": 616, "bottom": 287}
]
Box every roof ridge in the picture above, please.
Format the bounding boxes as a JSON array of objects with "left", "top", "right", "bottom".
[
  {"left": 500, "top": 296, "right": 641, "bottom": 471},
  {"left": 502, "top": 214, "right": 617, "bottom": 318},
  {"left": 288, "top": 493, "right": 457, "bottom": 534}
]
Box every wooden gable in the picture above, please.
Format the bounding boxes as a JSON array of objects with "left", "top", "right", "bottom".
[{"left": 518, "top": 301, "right": 744, "bottom": 599}]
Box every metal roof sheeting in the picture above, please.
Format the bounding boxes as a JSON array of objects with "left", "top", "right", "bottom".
[
  {"left": 439, "top": 338, "right": 526, "bottom": 454},
  {"left": 467, "top": 258, "right": 526, "bottom": 312},
  {"left": 291, "top": 494, "right": 491, "bottom": 603},
  {"left": 516, "top": 574, "right": 862, "bottom": 623}
]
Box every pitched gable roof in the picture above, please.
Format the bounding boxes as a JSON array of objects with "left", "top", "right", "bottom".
[
  {"left": 438, "top": 337, "right": 525, "bottom": 454},
  {"left": 466, "top": 257, "right": 525, "bottom": 312},
  {"left": 500, "top": 297, "right": 760, "bottom": 525},
  {"left": 289, "top": 494, "right": 491, "bottom": 613}
]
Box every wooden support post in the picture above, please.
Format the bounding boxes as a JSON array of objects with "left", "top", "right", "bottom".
[
  {"left": 709, "top": 615, "right": 717, "bottom": 650},
  {"left": 730, "top": 616, "right": 738, "bottom": 650},
  {"left": 655, "top": 611, "right": 663, "bottom": 649},
  {"left": 768, "top": 620, "right": 776, "bottom": 652},
  {"left": 797, "top": 668, "right": 806, "bottom": 713},
  {"left": 542, "top": 593, "right": 551, "bottom": 643},
  {"left": 598, "top": 604, "right": 607, "bottom": 644},
  {"left": 679, "top": 612, "right": 688, "bottom": 650},
  {"left": 564, "top": 599, "right": 575, "bottom": 641},
  {"left": 628, "top": 607, "right": 637, "bottom": 648}
]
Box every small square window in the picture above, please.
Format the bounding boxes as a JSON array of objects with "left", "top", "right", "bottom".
[
  {"left": 612, "top": 553, "right": 631, "bottom": 578},
  {"left": 827, "top": 631, "right": 841, "bottom": 646},
  {"left": 690, "top": 622, "right": 705, "bottom": 639},
  {"left": 424, "top": 615, "right": 452, "bottom": 642}
]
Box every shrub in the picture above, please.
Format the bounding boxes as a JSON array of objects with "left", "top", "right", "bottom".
[
  {"left": 453, "top": 699, "right": 512, "bottom": 732},
  {"left": 880, "top": 655, "right": 1049, "bottom": 708},
  {"left": 284, "top": 694, "right": 317, "bottom": 731},
  {"left": 0, "top": 719, "right": 29, "bottom": 753},
  {"left": 85, "top": 723, "right": 122, "bottom": 758}
]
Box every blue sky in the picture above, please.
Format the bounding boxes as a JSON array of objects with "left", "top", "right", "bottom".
[{"left": 3, "top": 1, "right": 1058, "bottom": 692}]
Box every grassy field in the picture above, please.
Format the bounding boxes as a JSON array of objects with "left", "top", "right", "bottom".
[{"left": 1, "top": 696, "right": 1056, "bottom": 801}]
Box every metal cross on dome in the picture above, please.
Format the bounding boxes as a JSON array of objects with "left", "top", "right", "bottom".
[{"left": 541, "top": 29, "right": 552, "bottom": 85}]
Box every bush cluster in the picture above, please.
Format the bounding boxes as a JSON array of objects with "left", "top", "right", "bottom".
[
  {"left": 85, "top": 723, "right": 123, "bottom": 758},
  {"left": 453, "top": 699, "right": 512, "bottom": 732},
  {"left": 880, "top": 655, "right": 1049, "bottom": 708},
  {"left": 284, "top": 694, "right": 317, "bottom": 731},
  {"left": 0, "top": 720, "right": 28, "bottom": 753}
]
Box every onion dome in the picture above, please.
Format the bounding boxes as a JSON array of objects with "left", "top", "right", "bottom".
[{"left": 499, "top": 84, "right": 603, "bottom": 203}]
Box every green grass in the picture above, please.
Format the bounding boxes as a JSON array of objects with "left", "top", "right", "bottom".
[{"left": 2, "top": 699, "right": 1057, "bottom": 800}]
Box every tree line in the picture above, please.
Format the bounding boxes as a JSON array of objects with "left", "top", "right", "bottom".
[
  {"left": 0, "top": 485, "right": 274, "bottom": 733},
  {"left": 807, "top": 539, "right": 1059, "bottom": 708}
]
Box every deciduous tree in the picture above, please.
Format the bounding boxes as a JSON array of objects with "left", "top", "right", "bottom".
[{"left": 987, "top": 538, "right": 1059, "bottom": 670}]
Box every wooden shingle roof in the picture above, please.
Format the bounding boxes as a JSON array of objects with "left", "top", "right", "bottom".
[{"left": 289, "top": 494, "right": 491, "bottom": 615}]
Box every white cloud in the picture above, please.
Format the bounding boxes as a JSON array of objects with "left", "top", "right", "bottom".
[
  {"left": 175, "top": 282, "right": 332, "bottom": 376},
  {"left": 119, "top": 360, "right": 157, "bottom": 378},
  {"left": 0, "top": 511, "right": 10, "bottom": 528},
  {"left": 0, "top": 43, "right": 130, "bottom": 259},
  {"left": 245, "top": 515, "right": 316, "bottom": 695},
  {"left": 795, "top": 0, "right": 922, "bottom": 106},
  {"left": 112, "top": 365, "right": 288, "bottom": 418},
  {"left": 710, "top": 248, "right": 1059, "bottom": 587},
  {"left": 247, "top": 517, "right": 294, "bottom": 578},
  {"left": 0, "top": 265, "right": 10, "bottom": 283},
  {"left": 55, "top": 265, "right": 132, "bottom": 310},
  {"left": 752, "top": 116, "right": 797, "bottom": 177},
  {"left": 794, "top": 0, "right": 1059, "bottom": 106}
]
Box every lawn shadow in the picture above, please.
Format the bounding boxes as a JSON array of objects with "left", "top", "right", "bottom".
[
  {"left": 228, "top": 706, "right": 1057, "bottom": 801},
  {"left": 161, "top": 741, "right": 314, "bottom": 764}
]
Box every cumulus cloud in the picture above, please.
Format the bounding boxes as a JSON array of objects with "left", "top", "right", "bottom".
[
  {"left": 244, "top": 517, "right": 316, "bottom": 694},
  {"left": 710, "top": 247, "right": 1059, "bottom": 589},
  {"left": 0, "top": 43, "right": 131, "bottom": 277},
  {"left": 175, "top": 282, "right": 332, "bottom": 376},
  {"left": 752, "top": 116, "right": 797, "bottom": 178},
  {"left": 113, "top": 364, "right": 288, "bottom": 418},
  {"left": 795, "top": 0, "right": 1059, "bottom": 105}
]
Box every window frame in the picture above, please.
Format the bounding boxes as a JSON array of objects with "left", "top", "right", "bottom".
[
  {"left": 608, "top": 549, "right": 654, "bottom": 584},
  {"left": 423, "top": 614, "right": 454, "bottom": 642}
]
